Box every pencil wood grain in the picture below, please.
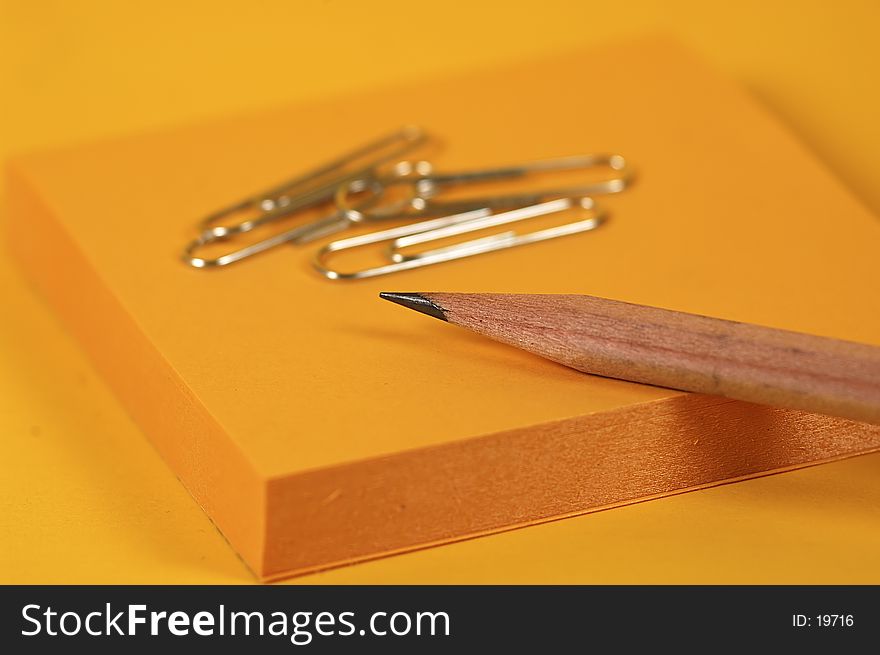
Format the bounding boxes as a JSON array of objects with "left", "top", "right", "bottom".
[{"left": 405, "top": 293, "right": 880, "bottom": 425}]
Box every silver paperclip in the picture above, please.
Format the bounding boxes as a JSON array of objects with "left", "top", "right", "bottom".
[
  {"left": 313, "top": 197, "right": 605, "bottom": 280},
  {"left": 183, "top": 126, "right": 429, "bottom": 268},
  {"left": 183, "top": 210, "right": 356, "bottom": 268},
  {"left": 334, "top": 154, "right": 629, "bottom": 222}
]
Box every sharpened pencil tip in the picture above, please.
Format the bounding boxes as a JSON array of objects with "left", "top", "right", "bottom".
[{"left": 379, "top": 292, "right": 448, "bottom": 321}]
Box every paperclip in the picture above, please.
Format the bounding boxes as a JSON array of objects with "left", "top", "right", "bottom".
[
  {"left": 183, "top": 163, "right": 438, "bottom": 268},
  {"left": 334, "top": 154, "right": 628, "bottom": 222},
  {"left": 199, "top": 125, "right": 428, "bottom": 237},
  {"left": 312, "top": 197, "right": 605, "bottom": 280},
  {"left": 183, "top": 129, "right": 431, "bottom": 268},
  {"left": 183, "top": 211, "right": 355, "bottom": 268}
]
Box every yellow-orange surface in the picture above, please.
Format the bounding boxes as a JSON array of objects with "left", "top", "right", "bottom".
[{"left": 2, "top": 1, "right": 880, "bottom": 584}]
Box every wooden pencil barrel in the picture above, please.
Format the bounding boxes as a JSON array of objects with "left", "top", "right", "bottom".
[{"left": 427, "top": 293, "right": 880, "bottom": 424}]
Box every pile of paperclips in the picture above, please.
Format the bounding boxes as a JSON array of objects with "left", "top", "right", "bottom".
[{"left": 182, "top": 126, "right": 632, "bottom": 280}]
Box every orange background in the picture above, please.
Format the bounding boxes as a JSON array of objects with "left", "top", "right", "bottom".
[{"left": 2, "top": 0, "right": 880, "bottom": 583}]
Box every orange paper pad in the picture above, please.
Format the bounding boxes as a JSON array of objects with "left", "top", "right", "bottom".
[{"left": 8, "top": 38, "right": 880, "bottom": 580}]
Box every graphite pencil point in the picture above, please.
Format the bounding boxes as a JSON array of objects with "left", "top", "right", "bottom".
[{"left": 379, "top": 292, "right": 448, "bottom": 321}]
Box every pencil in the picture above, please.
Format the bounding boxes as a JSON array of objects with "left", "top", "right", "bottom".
[{"left": 380, "top": 292, "right": 880, "bottom": 425}]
